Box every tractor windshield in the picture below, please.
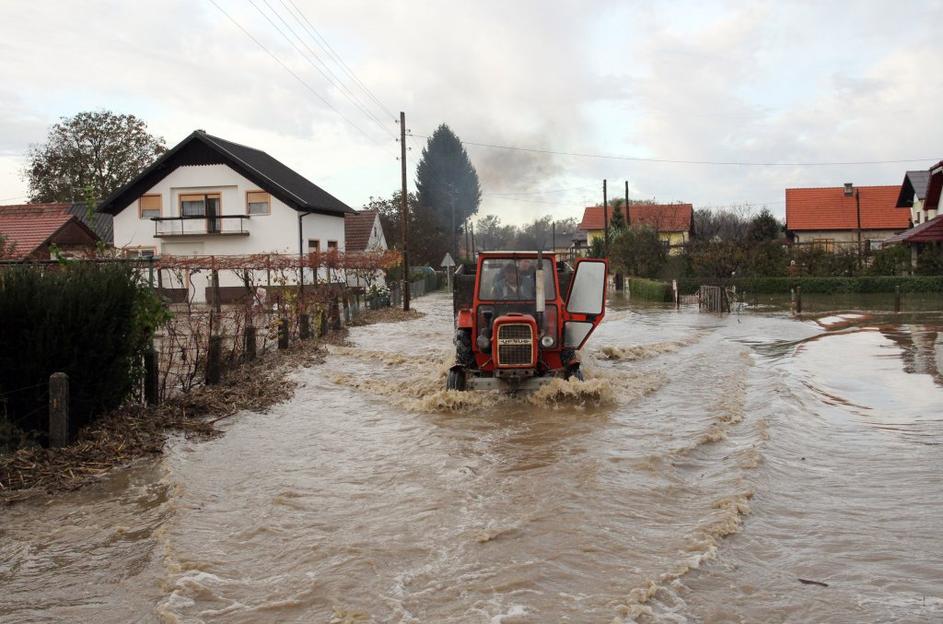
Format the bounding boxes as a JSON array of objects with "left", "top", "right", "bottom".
[{"left": 479, "top": 259, "right": 556, "bottom": 301}]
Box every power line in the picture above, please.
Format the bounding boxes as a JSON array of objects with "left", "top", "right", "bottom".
[
  {"left": 282, "top": 0, "right": 398, "bottom": 122},
  {"left": 205, "top": 0, "right": 376, "bottom": 143},
  {"left": 412, "top": 134, "right": 934, "bottom": 167},
  {"left": 253, "top": 0, "right": 394, "bottom": 139}
]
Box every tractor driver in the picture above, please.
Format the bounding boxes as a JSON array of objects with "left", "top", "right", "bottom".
[{"left": 493, "top": 261, "right": 535, "bottom": 300}]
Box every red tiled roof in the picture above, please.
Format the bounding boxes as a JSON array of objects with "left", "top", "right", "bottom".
[
  {"left": 785, "top": 186, "right": 909, "bottom": 231},
  {"left": 885, "top": 214, "right": 943, "bottom": 244},
  {"left": 0, "top": 203, "right": 76, "bottom": 259},
  {"left": 925, "top": 161, "right": 943, "bottom": 211},
  {"left": 344, "top": 210, "right": 379, "bottom": 252},
  {"left": 578, "top": 203, "right": 693, "bottom": 233}
]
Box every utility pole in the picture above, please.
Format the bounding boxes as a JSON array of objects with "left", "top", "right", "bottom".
[
  {"left": 464, "top": 215, "right": 470, "bottom": 261},
  {"left": 449, "top": 184, "right": 457, "bottom": 263},
  {"left": 603, "top": 179, "right": 609, "bottom": 256},
  {"left": 552, "top": 221, "right": 556, "bottom": 252},
  {"left": 855, "top": 188, "right": 862, "bottom": 268},
  {"left": 624, "top": 180, "right": 630, "bottom": 227},
  {"left": 400, "top": 111, "right": 410, "bottom": 311}
]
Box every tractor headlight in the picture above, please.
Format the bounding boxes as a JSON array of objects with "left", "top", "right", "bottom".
[{"left": 540, "top": 335, "right": 554, "bottom": 349}]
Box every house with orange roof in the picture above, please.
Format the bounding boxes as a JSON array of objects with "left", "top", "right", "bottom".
[
  {"left": 577, "top": 203, "right": 693, "bottom": 254},
  {"left": 344, "top": 209, "right": 387, "bottom": 288},
  {"left": 784, "top": 184, "right": 910, "bottom": 252},
  {"left": 0, "top": 204, "right": 101, "bottom": 260}
]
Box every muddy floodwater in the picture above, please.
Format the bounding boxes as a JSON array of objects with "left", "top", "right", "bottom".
[{"left": 2, "top": 292, "right": 942, "bottom": 623}]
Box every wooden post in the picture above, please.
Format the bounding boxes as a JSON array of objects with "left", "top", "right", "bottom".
[
  {"left": 895, "top": 285, "right": 901, "bottom": 313},
  {"left": 795, "top": 286, "right": 803, "bottom": 314},
  {"left": 319, "top": 309, "right": 328, "bottom": 336},
  {"left": 790, "top": 288, "right": 796, "bottom": 315},
  {"left": 48, "top": 372, "right": 70, "bottom": 448},
  {"left": 244, "top": 325, "right": 257, "bottom": 361},
  {"left": 144, "top": 347, "right": 159, "bottom": 406},
  {"left": 206, "top": 335, "right": 222, "bottom": 385},
  {"left": 331, "top": 297, "right": 341, "bottom": 330},
  {"left": 672, "top": 279, "right": 679, "bottom": 309},
  {"left": 278, "top": 318, "right": 289, "bottom": 349},
  {"left": 299, "top": 313, "right": 311, "bottom": 340}
]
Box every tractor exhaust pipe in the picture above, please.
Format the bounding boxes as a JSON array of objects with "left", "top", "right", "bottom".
[{"left": 535, "top": 249, "right": 545, "bottom": 334}]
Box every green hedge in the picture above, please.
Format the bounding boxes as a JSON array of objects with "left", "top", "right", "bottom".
[
  {"left": 0, "top": 263, "right": 166, "bottom": 448},
  {"left": 676, "top": 275, "right": 943, "bottom": 295},
  {"left": 627, "top": 277, "right": 672, "bottom": 302}
]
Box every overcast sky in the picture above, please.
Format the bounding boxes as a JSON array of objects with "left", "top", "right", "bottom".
[{"left": 1, "top": 0, "right": 940, "bottom": 225}]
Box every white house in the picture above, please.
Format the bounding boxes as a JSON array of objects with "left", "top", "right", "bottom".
[
  {"left": 98, "top": 130, "right": 353, "bottom": 302},
  {"left": 895, "top": 168, "right": 936, "bottom": 226},
  {"left": 344, "top": 209, "right": 388, "bottom": 289}
]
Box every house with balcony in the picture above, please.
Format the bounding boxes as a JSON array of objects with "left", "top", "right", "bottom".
[{"left": 97, "top": 130, "right": 353, "bottom": 301}]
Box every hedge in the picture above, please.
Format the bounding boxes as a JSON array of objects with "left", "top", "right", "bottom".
[
  {"left": 627, "top": 277, "right": 672, "bottom": 302},
  {"left": 0, "top": 263, "right": 166, "bottom": 448},
  {"left": 676, "top": 275, "right": 943, "bottom": 295}
]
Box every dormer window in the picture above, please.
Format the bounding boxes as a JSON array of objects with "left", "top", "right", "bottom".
[
  {"left": 247, "top": 191, "right": 271, "bottom": 215},
  {"left": 139, "top": 195, "right": 161, "bottom": 219}
]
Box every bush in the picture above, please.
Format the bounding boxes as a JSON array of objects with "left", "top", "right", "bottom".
[
  {"left": 868, "top": 245, "right": 911, "bottom": 276},
  {"left": 0, "top": 263, "right": 166, "bottom": 446},
  {"left": 676, "top": 275, "right": 943, "bottom": 295},
  {"left": 627, "top": 277, "right": 672, "bottom": 302},
  {"left": 916, "top": 246, "right": 943, "bottom": 276}
]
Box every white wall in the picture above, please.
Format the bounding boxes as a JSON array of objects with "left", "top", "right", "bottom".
[{"left": 112, "top": 163, "right": 347, "bottom": 299}]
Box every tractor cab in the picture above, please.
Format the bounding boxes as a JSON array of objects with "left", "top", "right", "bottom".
[{"left": 449, "top": 251, "right": 607, "bottom": 391}]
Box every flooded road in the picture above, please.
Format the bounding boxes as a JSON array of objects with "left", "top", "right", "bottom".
[{"left": 2, "top": 291, "right": 942, "bottom": 623}]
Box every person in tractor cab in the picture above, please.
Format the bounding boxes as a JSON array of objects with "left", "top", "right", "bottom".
[{"left": 492, "top": 261, "right": 534, "bottom": 300}]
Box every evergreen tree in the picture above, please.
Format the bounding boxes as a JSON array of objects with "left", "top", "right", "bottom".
[
  {"left": 610, "top": 202, "right": 626, "bottom": 231},
  {"left": 415, "top": 124, "right": 481, "bottom": 258}
]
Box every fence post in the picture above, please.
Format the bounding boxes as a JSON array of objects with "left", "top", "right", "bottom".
[
  {"left": 49, "top": 372, "right": 70, "bottom": 448},
  {"left": 278, "top": 318, "right": 289, "bottom": 349},
  {"left": 795, "top": 286, "right": 802, "bottom": 314},
  {"left": 144, "top": 347, "right": 159, "bottom": 405},
  {"left": 244, "top": 325, "right": 257, "bottom": 360},
  {"left": 895, "top": 285, "right": 901, "bottom": 313},
  {"left": 319, "top": 308, "right": 328, "bottom": 337},
  {"left": 672, "top": 279, "right": 678, "bottom": 309},
  {"left": 331, "top": 297, "right": 341, "bottom": 330},
  {"left": 206, "top": 335, "right": 222, "bottom": 385},
  {"left": 299, "top": 313, "right": 311, "bottom": 340}
]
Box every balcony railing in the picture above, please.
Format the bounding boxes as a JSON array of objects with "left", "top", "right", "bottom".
[{"left": 152, "top": 215, "right": 250, "bottom": 237}]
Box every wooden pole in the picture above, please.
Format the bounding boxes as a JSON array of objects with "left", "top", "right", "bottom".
[
  {"left": 244, "top": 325, "right": 257, "bottom": 360},
  {"left": 300, "top": 313, "right": 311, "bottom": 339},
  {"left": 144, "top": 347, "right": 159, "bottom": 405},
  {"left": 278, "top": 318, "right": 290, "bottom": 349},
  {"left": 400, "top": 111, "right": 410, "bottom": 311},
  {"left": 206, "top": 336, "right": 222, "bottom": 384},
  {"left": 895, "top": 284, "right": 901, "bottom": 313},
  {"left": 625, "top": 180, "right": 630, "bottom": 226},
  {"left": 602, "top": 179, "right": 609, "bottom": 256},
  {"left": 48, "top": 372, "right": 70, "bottom": 448}
]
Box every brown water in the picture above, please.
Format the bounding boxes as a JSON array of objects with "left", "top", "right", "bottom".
[{"left": 2, "top": 292, "right": 942, "bottom": 623}]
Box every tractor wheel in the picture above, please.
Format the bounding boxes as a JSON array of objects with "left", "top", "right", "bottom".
[
  {"left": 454, "top": 329, "right": 475, "bottom": 368},
  {"left": 447, "top": 367, "right": 467, "bottom": 391},
  {"left": 565, "top": 364, "right": 584, "bottom": 382}
]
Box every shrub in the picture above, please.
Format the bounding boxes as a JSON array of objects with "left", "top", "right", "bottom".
[
  {"left": 676, "top": 275, "right": 943, "bottom": 295},
  {"left": 916, "top": 246, "right": 943, "bottom": 276},
  {"left": 627, "top": 277, "right": 672, "bottom": 302},
  {"left": 0, "top": 263, "right": 166, "bottom": 445},
  {"left": 868, "top": 245, "right": 911, "bottom": 276}
]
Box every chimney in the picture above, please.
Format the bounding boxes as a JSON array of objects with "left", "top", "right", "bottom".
[{"left": 843, "top": 183, "right": 854, "bottom": 197}]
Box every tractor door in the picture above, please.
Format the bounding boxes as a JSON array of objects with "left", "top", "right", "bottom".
[{"left": 562, "top": 259, "right": 608, "bottom": 349}]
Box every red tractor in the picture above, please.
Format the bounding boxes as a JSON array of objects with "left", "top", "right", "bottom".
[{"left": 448, "top": 251, "right": 608, "bottom": 391}]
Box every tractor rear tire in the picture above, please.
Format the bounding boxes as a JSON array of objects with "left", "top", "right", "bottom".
[{"left": 447, "top": 367, "right": 467, "bottom": 391}]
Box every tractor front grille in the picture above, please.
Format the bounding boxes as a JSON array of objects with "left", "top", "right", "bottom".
[{"left": 497, "top": 323, "right": 534, "bottom": 367}]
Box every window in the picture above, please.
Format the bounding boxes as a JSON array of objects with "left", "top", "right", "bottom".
[
  {"left": 479, "top": 259, "right": 556, "bottom": 301},
  {"left": 126, "top": 247, "right": 156, "bottom": 259},
  {"left": 180, "top": 194, "right": 207, "bottom": 217},
  {"left": 327, "top": 240, "right": 338, "bottom": 250},
  {"left": 247, "top": 191, "right": 270, "bottom": 215},
  {"left": 139, "top": 195, "right": 161, "bottom": 219},
  {"left": 308, "top": 239, "right": 320, "bottom": 252}
]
